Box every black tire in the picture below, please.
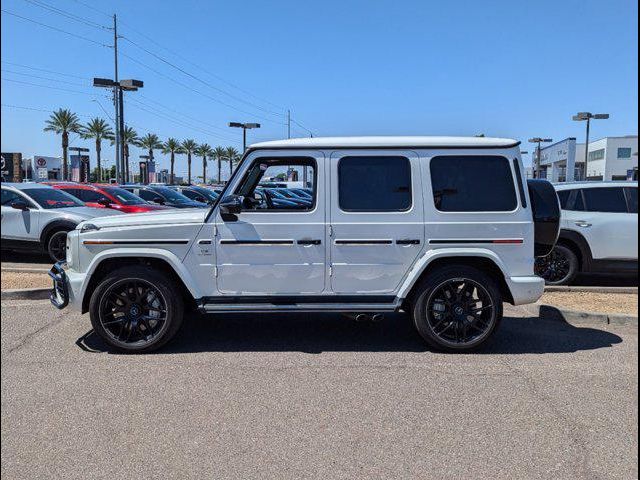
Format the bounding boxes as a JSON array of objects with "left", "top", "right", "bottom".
[
  {"left": 411, "top": 265, "right": 503, "bottom": 352},
  {"left": 46, "top": 229, "right": 69, "bottom": 263},
  {"left": 89, "top": 265, "right": 184, "bottom": 353},
  {"left": 534, "top": 245, "right": 579, "bottom": 286}
]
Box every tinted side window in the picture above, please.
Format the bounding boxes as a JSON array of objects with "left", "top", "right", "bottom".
[
  {"left": 339, "top": 156, "right": 411, "bottom": 212},
  {"left": 78, "top": 190, "right": 110, "bottom": 203},
  {"left": 180, "top": 189, "right": 199, "bottom": 200},
  {"left": 625, "top": 187, "right": 638, "bottom": 213},
  {"left": 62, "top": 188, "right": 85, "bottom": 200},
  {"left": 582, "top": 187, "right": 628, "bottom": 213},
  {"left": 138, "top": 189, "right": 162, "bottom": 202},
  {"left": 558, "top": 189, "right": 584, "bottom": 211},
  {"left": 557, "top": 190, "right": 571, "bottom": 209},
  {"left": 1, "top": 189, "right": 22, "bottom": 205},
  {"left": 430, "top": 156, "right": 517, "bottom": 212}
]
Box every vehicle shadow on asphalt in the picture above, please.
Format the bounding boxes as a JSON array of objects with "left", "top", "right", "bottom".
[{"left": 77, "top": 306, "right": 623, "bottom": 355}]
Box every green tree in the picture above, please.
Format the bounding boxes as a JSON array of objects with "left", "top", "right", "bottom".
[
  {"left": 81, "top": 118, "right": 114, "bottom": 182},
  {"left": 181, "top": 139, "right": 198, "bottom": 184},
  {"left": 43, "top": 108, "right": 82, "bottom": 181},
  {"left": 213, "top": 146, "right": 227, "bottom": 184},
  {"left": 195, "top": 143, "right": 213, "bottom": 184},
  {"left": 225, "top": 146, "right": 240, "bottom": 177},
  {"left": 162, "top": 138, "right": 184, "bottom": 185},
  {"left": 139, "top": 133, "right": 163, "bottom": 161}
]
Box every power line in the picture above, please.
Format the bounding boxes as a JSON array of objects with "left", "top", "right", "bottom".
[
  {"left": 120, "top": 51, "right": 287, "bottom": 126},
  {"left": 66, "top": 0, "right": 112, "bottom": 19},
  {"left": 1, "top": 69, "right": 89, "bottom": 87},
  {"left": 121, "top": 36, "right": 285, "bottom": 118},
  {"left": 117, "top": 19, "right": 285, "bottom": 112},
  {"left": 2, "top": 77, "right": 98, "bottom": 96},
  {"left": 21, "top": 0, "right": 110, "bottom": 31},
  {"left": 1, "top": 103, "right": 94, "bottom": 118},
  {"left": 1, "top": 60, "right": 90, "bottom": 79},
  {"left": 1, "top": 9, "right": 111, "bottom": 47}
]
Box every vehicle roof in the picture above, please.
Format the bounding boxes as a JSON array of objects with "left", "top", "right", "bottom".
[
  {"left": 2, "top": 182, "right": 53, "bottom": 190},
  {"left": 554, "top": 181, "right": 638, "bottom": 190},
  {"left": 250, "top": 136, "right": 520, "bottom": 150}
]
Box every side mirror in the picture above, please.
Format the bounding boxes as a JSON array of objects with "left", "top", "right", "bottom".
[
  {"left": 10, "top": 201, "right": 30, "bottom": 211},
  {"left": 97, "top": 198, "right": 112, "bottom": 208},
  {"left": 219, "top": 195, "right": 242, "bottom": 221}
]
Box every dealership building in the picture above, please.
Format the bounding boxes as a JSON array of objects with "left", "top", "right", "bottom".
[{"left": 537, "top": 135, "right": 638, "bottom": 182}]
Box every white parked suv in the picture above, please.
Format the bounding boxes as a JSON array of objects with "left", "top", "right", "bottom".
[
  {"left": 1, "top": 183, "right": 122, "bottom": 262},
  {"left": 49, "top": 137, "right": 560, "bottom": 353},
  {"left": 535, "top": 181, "right": 638, "bottom": 285}
]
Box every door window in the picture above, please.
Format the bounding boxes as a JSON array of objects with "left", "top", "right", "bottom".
[
  {"left": 235, "top": 158, "right": 316, "bottom": 211},
  {"left": 558, "top": 189, "right": 585, "bottom": 211},
  {"left": 624, "top": 187, "right": 638, "bottom": 213},
  {"left": 138, "top": 189, "right": 163, "bottom": 202},
  {"left": 430, "top": 156, "right": 517, "bottom": 212},
  {"left": 582, "top": 187, "right": 628, "bottom": 213},
  {"left": 1, "top": 189, "right": 22, "bottom": 206},
  {"left": 77, "top": 189, "right": 110, "bottom": 203},
  {"left": 338, "top": 156, "right": 411, "bottom": 212}
]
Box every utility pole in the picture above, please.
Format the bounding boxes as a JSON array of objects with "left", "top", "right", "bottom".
[
  {"left": 528, "top": 138, "right": 553, "bottom": 179},
  {"left": 287, "top": 109, "right": 291, "bottom": 139},
  {"left": 112, "top": 14, "right": 121, "bottom": 184}
]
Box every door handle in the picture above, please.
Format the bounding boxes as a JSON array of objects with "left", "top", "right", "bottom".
[
  {"left": 297, "top": 239, "right": 321, "bottom": 245},
  {"left": 575, "top": 221, "right": 592, "bottom": 228},
  {"left": 396, "top": 239, "right": 421, "bottom": 245}
]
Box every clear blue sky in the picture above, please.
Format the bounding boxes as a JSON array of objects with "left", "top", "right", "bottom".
[{"left": 1, "top": 0, "right": 638, "bottom": 178}]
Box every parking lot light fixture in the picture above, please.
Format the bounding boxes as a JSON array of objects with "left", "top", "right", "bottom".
[
  {"left": 229, "top": 122, "right": 261, "bottom": 152},
  {"left": 528, "top": 138, "right": 553, "bottom": 179},
  {"left": 573, "top": 112, "right": 610, "bottom": 180}
]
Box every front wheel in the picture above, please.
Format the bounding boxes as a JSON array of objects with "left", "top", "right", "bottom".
[
  {"left": 411, "top": 265, "right": 503, "bottom": 352},
  {"left": 46, "top": 230, "right": 69, "bottom": 263},
  {"left": 89, "top": 265, "right": 184, "bottom": 353}
]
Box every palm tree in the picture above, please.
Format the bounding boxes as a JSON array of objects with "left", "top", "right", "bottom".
[
  {"left": 181, "top": 139, "right": 198, "bottom": 184},
  {"left": 139, "top": 133, "right": 163, "bottom": 161},
  {"left": 212, "top": 146, "right": 227, "bottom": 184},
  {"left": 112, "top": 126, "right": 139, "bottom": 182},
  {"left": 195, "top": 143, "right": 213, "bottom": 184},
  {"left": 162, "top": 138, "right": 183, "bottom": 185},
  {"left": 44, "top": 108, "right": 82, "bottom": 180},
  {"left": 225, "top": 146, "right": 240, "bottom": 177},
  {"left": 81, "top": 118, "right": 113, "bottom": 182}
]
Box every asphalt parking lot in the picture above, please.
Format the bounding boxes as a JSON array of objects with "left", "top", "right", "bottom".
[{"left": 1, "top": 299, "right": 637, "bottom": 479}]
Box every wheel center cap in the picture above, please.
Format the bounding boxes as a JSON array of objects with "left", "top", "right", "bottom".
[
  {"left": 129, "top": 304, "right": 141, "bottom": 318},
  {"left": 454, "top": 306, "right": 465, "bottom": 316}
]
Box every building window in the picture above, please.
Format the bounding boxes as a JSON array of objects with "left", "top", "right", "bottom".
[
  {"left": 339, "top": 156, "right": 412, "bottom": 212},
  {"left": 587, "top": 149, "right": 605, "bottom": 162},
  {"left": 617, "top": 148, "right": 632, "bottom": 159},
  {"left": 430, "top": 156, "right": 517, "bottom": 212}
]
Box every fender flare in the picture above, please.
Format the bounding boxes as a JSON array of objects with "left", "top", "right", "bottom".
[
  {"left": 40, "top": 220, "right": 78, "bottom": 246},
  {"left": 557, "top": 229, "right": 593, "bottom": 271},
  {"left": 396, "top": 248, "right": 510, "bottom": 299},
  {"left": 81, "top": 248, "right": 203, "bottom": 302}
]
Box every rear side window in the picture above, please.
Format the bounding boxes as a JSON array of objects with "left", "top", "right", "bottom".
[
  {"left": 625, "top": 187, "right": 638, "bottom": 213},
  {"left": 582, "top": 187, "right": 628, "bottom": 213},
  {"left": 339, "top": 156, "right": 411, "bottom": 212},
  {"left": 558, "top": 189, "right": 585, "bottom": 211},
  {"left": 557, "top": 190, "right": 571, "bottom": 209},
  {"left": 430, "top": 156, "right": 517, "bottom": 212}
]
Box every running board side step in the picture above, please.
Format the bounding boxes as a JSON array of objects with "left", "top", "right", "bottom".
[{"left": 199, "top": 303, "right": 400, "bottom": 313}]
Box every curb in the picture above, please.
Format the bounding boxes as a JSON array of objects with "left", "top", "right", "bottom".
[
  {"left": 522, "top": 303, "right": 638, "bottom": 326},
  {"left": 1, "top": 267, "right": 50, "bottom": 274},
  {"left": 1, "top": 288, "right": 50, "bottom": 301},
  {"left": 544, "top": 286, "right": 637, "bottom": 294}
]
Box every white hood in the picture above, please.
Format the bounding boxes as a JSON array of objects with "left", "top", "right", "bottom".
[{"left": 80, "top": 207, "right": 209, "bottom": 229}]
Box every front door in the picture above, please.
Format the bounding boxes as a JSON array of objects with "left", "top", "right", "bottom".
[
  {"left": 0, "top": 188, "right": 41, "bottom": 241},
  {"left": 215, "top": 151, "right": 326, "bottom": 295},
  {"left": 328, "top": 151, "right": 424, "bottom": 294}
]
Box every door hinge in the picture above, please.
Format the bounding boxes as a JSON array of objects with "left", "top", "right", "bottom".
[
  {"left": 329, "top": 264, "right": 333, "bottom": 276},
  {"left": 213, "top": 225, "right": 218, "bottom": 237},
  {"left": 329, "top": 225, "right": 333, "bottom": 237},
  {"left": 214, "top": 266, "right": 218, "bottom": 277}
]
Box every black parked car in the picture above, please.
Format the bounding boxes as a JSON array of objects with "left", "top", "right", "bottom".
[
  {"left": 168, "top": 185, "right": 221, "bottom": 204},
  {"left": 121, "top": 185, "right": 208, "bottom": 208}
]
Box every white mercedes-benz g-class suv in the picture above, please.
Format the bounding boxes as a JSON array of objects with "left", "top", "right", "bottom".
[{"left": 50, "top": 137, "right": 560, "bottom": 353}]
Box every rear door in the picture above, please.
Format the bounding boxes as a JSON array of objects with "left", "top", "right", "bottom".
[{"left": 328, "top": 151, "right": 424, "bottom": 294}]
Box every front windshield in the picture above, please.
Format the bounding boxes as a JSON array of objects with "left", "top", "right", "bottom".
[
  {"left": 103, "top": 187, "right": 148, "bottom": 205},
  {"left": 22, "top": 188, "right": 84, "bottom": 209},
  {"left": 152, "top": 186, "right": 192, "bottom": 203}
]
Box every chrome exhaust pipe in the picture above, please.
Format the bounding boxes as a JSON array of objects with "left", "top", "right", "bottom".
[
  {"left": 371, "top": 313, "right": 385, "bottom": 323},
  {"left": 355, "top": 313, "right": 370, "bottom": 322}
]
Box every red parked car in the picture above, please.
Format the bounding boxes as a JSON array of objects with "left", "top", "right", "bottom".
[{"left": 47, "top": 183, "right": 171, "bottom": 213}]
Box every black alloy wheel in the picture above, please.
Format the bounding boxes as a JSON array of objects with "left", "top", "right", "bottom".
[
  {"left": 47, "top": 230, "right": 68, "bottom": 263},
  {"left": 534, "top": 245, "right": 578, "bottom": 285}
]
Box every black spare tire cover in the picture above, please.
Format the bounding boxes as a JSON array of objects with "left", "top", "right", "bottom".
[{"left": 527, "top": 179, "right": 561, "bottom": 257}]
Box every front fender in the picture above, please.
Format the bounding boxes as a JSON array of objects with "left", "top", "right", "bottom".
[
  {"left": 396, "top": 248, "right": 510, "bottom": 299},
  {"left": 82, "top": 248, "right": 203, "bottom": 300}
]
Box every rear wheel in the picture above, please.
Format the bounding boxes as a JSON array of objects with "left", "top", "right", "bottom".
[
  {"left": 534, "top": 245, "right": 578, "bottom": 286},
  {"left": 89, "top": 265, "right": 184, "bottom": 353},
  {"left": 46, "top": 230, "right": 69, "bottom": 263},
  {"left": 411, "top": 265, "right": 503, "bottom": 352}
]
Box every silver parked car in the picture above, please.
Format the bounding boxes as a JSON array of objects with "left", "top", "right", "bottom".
[{"left": 1, "top": 183, "right": 123, "bottom": 262}]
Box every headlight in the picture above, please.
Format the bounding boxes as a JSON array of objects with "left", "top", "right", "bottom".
[{"left": 80, "top": 223, "right": 100, "bottom": 233}]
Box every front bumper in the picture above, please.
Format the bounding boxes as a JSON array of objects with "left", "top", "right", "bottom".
[
  {"left": 49, "top": 262, "right": 69, "bottom": 309},
  {"left": 506, "top": 275, "right": 545, "bottom": 306}
]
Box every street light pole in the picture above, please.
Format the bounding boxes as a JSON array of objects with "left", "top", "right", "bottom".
[
  {"left": 229, "top": 122, "right": 261, "bottom": 152},
  {"left": 572, "top": 112, "right": 609, "bottom": 180},
  {"left": 528, "top": 138, "right": 553, "bottom": 179},
  {"left": 112, "top": 14, "right": 121, "bottom": 184}
]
